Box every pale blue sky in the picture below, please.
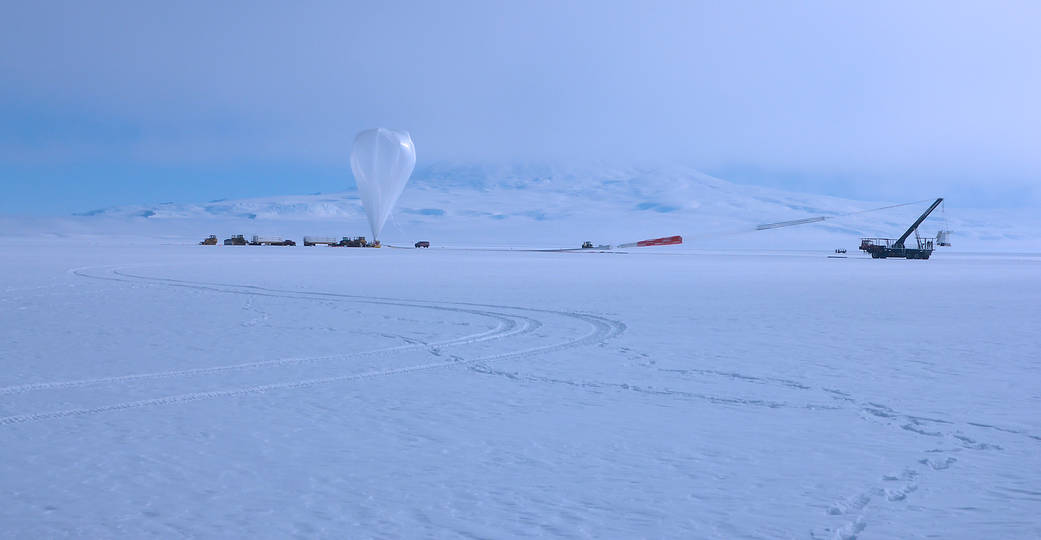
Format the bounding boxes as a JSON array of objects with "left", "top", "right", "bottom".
[{"left": 2, "top": 0, "right": 1039, "bottom": 214}]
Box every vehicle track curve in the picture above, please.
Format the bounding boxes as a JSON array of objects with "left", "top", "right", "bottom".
[{"left": 0, "top": 264, "right": 625, "bottom": 425}]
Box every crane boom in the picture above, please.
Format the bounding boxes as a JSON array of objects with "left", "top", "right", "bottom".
[{"left": 894, "top": 198, "right": 943, "bottom": 248}]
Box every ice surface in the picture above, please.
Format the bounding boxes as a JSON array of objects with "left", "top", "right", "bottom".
[{"left": 1, "top": 240, "right": 1039, "bottom": 538}]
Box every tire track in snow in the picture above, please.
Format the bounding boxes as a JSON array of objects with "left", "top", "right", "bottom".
[
  {"left": 0, "top": 307, "right": 620, "bottom": 426},
  {"left": 0, "top": 266, "right": 624, "bottom": 425},
  {"left": 0, "top": 316, "right": 525, "bottom": 396},
  {"left": 467, "top": 364, "right": 799, "bottom": 409},
  {"left": 0, "top": 269, "right": 542, "bottom": 396}
]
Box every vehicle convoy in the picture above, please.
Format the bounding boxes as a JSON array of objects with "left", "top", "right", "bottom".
[
  {"left": 249, "top": 235, "right": 295, "bottom": 246},
  {"left": 223, "top": 234, "right": 247, "bottom": 246},
  {"left": 859, "top": 198, "right": 946, "bottom": 259},
  {"left": 199, "top": 235, "right": 218, "bottom": 245},
  {"left": 414, "top": 241, "right": 430, "bottom": 248},
  {"left": 303, "top": 236, "right": 339, "bottom": 246}
]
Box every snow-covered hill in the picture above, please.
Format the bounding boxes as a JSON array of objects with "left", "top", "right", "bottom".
[{"left": 4, "top": 164, "right": 1036, "bottom": 252}]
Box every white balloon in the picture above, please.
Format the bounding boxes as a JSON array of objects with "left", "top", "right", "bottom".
[{"left": 350, "top": 128, "right": 417, "bottom": 241}]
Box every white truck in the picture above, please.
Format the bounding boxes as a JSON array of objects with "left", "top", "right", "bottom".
[{"left": 249, "top": 235, "right": 295, "bottom": 246}]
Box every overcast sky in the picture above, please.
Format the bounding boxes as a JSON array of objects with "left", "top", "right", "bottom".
[{"left": 2, "top": 0, "right": 1039, "bottom": 213}]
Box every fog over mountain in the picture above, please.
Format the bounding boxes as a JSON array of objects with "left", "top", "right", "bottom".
[{"left": 4, "top": 2, "right": 1040, "bottom": 213}]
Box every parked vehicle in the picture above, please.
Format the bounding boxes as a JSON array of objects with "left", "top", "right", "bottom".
[
  {"left": 334, "top": 236, "right": 379, "bottom": 247},
  {"left": 249, "top": 235, "right": 295, "bottom": 246},
  {"left": 414, "top": 241, "right": 430, "bottom": 248},
  {"left": 860, "top": 198, "right": 945, "bottom": 259},
  {"left": 335, "top": 236, "right": 366, "bottom": 247},
  {"left": 303, "top": 236, "right": 339, "bottom": 246},
  {"left": 223, "top": 234, "right": 247, "bottom": 246},
  {"left": 199, "top": 235, "right": 218, "bottom": 245}
]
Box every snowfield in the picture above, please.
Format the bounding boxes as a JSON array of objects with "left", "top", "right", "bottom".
[{"left": 2, "top": 241, "right": 1039, "bottom": 539}]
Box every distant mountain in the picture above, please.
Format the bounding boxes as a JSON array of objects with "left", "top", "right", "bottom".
[
  {"left": 9, "top": 164, "right": 1036, "bottom": 251},
  {"left": 74, "top": 194, "right": 367, "bottom": 221}
]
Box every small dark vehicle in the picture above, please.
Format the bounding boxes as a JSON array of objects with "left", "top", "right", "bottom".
[
  {"left": 224, "top": 234, "right": 247, "bottom": 246},
  {"left": 337, "top": 236, "right": 366, "bottom": 247},
  {"left": 415, "top": 241, "right": 430, "bottom": 248},
  {"left": 835, "top": 248, "right": 847, "bottom": 254}
]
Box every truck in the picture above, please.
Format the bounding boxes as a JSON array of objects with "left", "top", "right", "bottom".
[
  {"left": 859, "top": 198, "right": 944, "bottom": 260},
  {"left": 334, "top": 236, "right": 379, "bottom": 247},
  {"left": 249, "top": 235, "right": 296, "bottom": 246},
  {"left": 303, "top": 236, "right": 339, "bottom": 246},
  {"left": 334, "top": 236, "right": 365, "bottom": 247}
]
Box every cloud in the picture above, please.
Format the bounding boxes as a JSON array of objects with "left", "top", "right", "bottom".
[{"left": 2, "top": 0, "right": 1039, "bottom": 209}]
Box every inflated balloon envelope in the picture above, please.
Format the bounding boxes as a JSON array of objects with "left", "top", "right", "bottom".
[{"left": 350, "top": 128, "right": 417, "bottom": 241}]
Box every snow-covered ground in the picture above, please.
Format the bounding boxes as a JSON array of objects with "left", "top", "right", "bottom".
[
  {"left": 2, "top": 167, "right": 1039, "bottom": 537},
  {"left": 2, "top": 240, "right": 1039, "bottom": 538}
]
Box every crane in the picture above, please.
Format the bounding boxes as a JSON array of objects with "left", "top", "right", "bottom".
[{"left": 859, "top": 198, "right": 945, "bottom": 259}]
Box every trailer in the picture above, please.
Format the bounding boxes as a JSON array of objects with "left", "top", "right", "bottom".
[
  {"left": 303, "top": 236, "right": 339, "bottom": 246},
  {"left": 249, "top": 235, "right": 296, "bottom": 246},
  {"left": 859, "top": 198, "right": 944, "bottom": 259}
]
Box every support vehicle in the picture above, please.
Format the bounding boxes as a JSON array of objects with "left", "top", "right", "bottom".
[
  {"left": 249, "top": 235, "right": 295, "bottom": 246},
  {"left": 859, "top": 198, "right": 944, "bottom": 259},
  {"left": 303, "top": 236, "right": 339, "bottom": 246}
]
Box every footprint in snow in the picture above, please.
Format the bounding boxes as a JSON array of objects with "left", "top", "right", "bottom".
[
  {"left": 884, "top": 482, "right": 918, "bottom": 502},
  {"left": 882, "top": 468, "right": 918, "bottom": 482},
  {"left": 919, "top": 456, "right": 957, "bottom": 470},
  {"left": 828, "top": 493, "right": 871, "bottom": 516},
  {"left": 953, "top": 433, "right": 1003, "bottom": 451}
]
